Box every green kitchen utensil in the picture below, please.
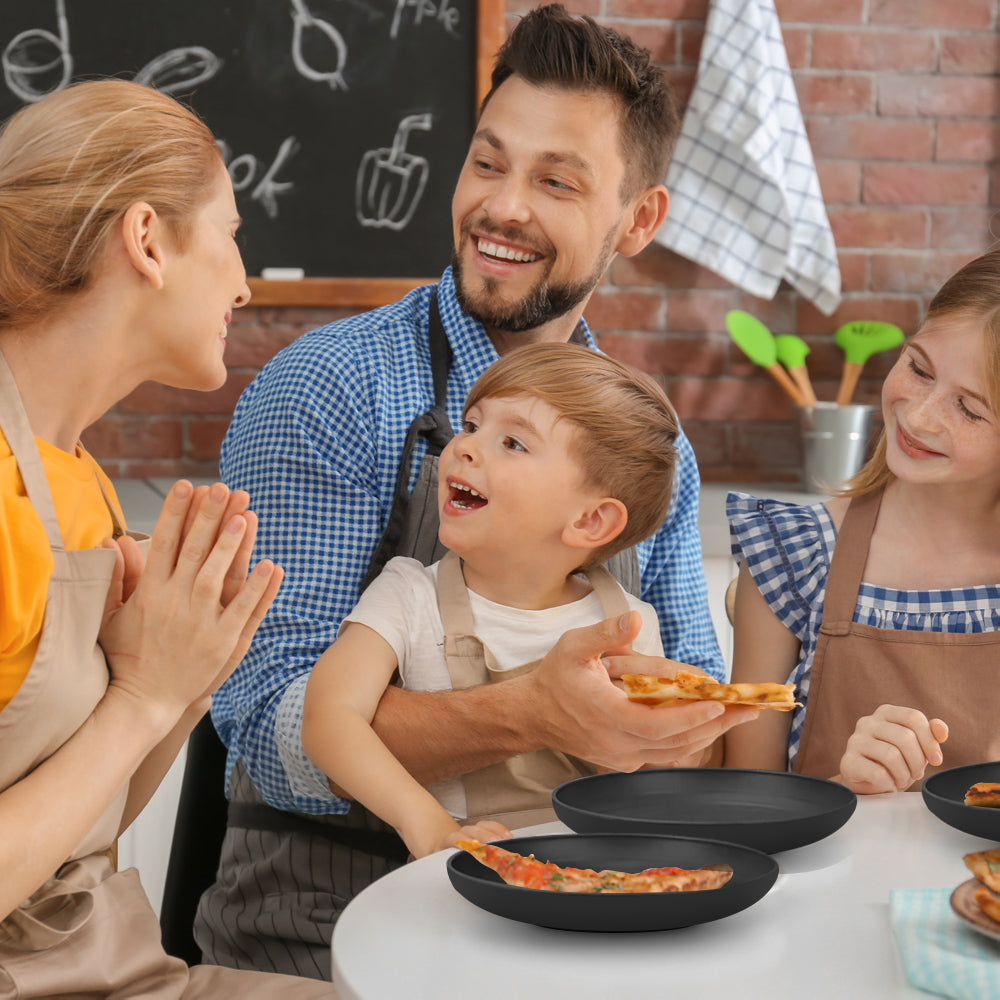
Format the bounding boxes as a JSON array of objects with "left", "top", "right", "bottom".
[
  {"left": 774, "top": 334, "right": 818, "bottom": 405},
  {"left": 725, "top": 310, "right": 807, "bottom": 406},
  {"left": 834, "top": 320, "right": 905, "bottom": 405}
]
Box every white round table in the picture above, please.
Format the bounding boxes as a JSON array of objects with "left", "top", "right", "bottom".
[{"left": 331, "top": 793, "right": 995, "bottom": 1000}]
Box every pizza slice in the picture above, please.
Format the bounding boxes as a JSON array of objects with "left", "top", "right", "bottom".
[
  {"left": 964, "top": 848, "right": 1000, "bottom": 893},
  {"left": 455, "top": 840, "right": 732, "bottom": 894},
  {"left": 964, "top": 782, "right": 1000, "bottom": 808},
  {"left": 621, "top": 669, "right": 799, "bottom": 712},
  {"left": 974, "top": 887, "right": 1000, "bottom": 925}
]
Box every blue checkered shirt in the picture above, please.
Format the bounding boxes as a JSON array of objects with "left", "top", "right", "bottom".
[
  {"left": 213, "top": 268, "right": 724, "bottom": 813},
  {"left": 728, "top": 492, "right": 1000, "bottom": 768}
]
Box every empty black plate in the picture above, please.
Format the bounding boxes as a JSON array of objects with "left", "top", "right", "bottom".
[
  {"left": 446, "top": 833, "right": 778, "bottom": 932},
  {"left": 552, "top": 768, "right": 856, "bottom": 854},
  {"left": 923, "top": 761, "right": 1000, "bottom": 840}
]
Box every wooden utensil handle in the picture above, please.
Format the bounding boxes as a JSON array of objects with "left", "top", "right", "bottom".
[
  {"left": 766, "top": 363, "right": 808, "bottom": 407},
  {"left": 836, "top": 361, "right": 863, "bottom": 406},
  {"left": 790, "top": 366, "right": 818, "bottom": 405}
]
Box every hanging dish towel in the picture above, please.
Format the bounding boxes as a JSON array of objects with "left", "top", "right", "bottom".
[{"left": 655, "top": 0, "right": 841, "bottom": 315}]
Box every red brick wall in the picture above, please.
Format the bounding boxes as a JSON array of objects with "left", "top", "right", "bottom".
[{"left": 88, "top": 0, "right": 1000, "bottom": 483}]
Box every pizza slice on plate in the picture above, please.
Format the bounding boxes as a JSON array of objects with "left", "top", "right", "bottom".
[
  {"left": 964, "top": 782, "right": 1000, "bottom": 808},
  {"left": 964, "top": 848, "right": 1000, "bottom": 893},
  {"left": 622, "top": 669, "right": 799, "bottom": 712},
  {"left": 455, "top": 840, "right": 732, "bottom": 894}
]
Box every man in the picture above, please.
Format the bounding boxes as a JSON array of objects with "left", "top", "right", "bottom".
[{"left": 197, "top": 4, "right": 755, "bottom": 979}]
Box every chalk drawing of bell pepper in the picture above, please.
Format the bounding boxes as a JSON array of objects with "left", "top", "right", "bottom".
[
  {"left": 2, "top": 0, "right": 72, "bottom": 103},
  {"left": 355, "top": 113, "right": 433, "bottom": 231},
  {"left": 290, "top": 0, "right": 348, "bottom": 92}
]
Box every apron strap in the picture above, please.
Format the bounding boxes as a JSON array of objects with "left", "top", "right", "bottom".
[
  {"left": 820, "top": 489, "right": 883, "bottom": 632},
  {"left": 0, "top": 348, "right": 64, "bottom": 552},
  {"left": 359, "top": 290, "right": 454, "bottom": 592},
  {"left": 437, "top": 550, "right": 633, "bottom": 686}
]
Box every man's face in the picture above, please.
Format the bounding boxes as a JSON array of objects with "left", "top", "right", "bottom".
[{"left": 451, "top": 76, "right": 635, "bottom": 338}]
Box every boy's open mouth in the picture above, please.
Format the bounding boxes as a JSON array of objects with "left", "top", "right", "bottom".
[{"left": 447, "top": 480, "right": 488, "bottom": 510}]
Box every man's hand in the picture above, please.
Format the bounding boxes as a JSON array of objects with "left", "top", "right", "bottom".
[{"left": 527, "top": 612, "right": 759, "bottom": 772}]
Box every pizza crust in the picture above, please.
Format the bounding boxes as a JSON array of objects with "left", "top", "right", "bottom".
[
  {"left": 975, "top": 887, "right": 1000, "bottom": 925},
  {"left": 964, "top": 848, "right": 1000, "bottom": 893},
  {"left": 622, "top": 670, "right": 800, "bottom": 712},
  {"left": 964, "top": 782, "right": 1000, "bottom": 808}
]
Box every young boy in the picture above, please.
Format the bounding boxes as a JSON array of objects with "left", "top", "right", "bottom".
[{"left": 301, "top": 342, "right": 679, "bottom": 858}]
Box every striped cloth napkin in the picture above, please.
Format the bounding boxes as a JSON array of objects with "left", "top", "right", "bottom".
[{"left": 890, "top": 888, "right": 1000, "bottom": 998}]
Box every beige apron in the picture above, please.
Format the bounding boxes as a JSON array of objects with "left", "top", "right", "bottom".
[
  {"left": 436, "top": 550, "right": 631, "bottom": 829},
  {"left": 0, "top": 351, "right": 334, "bottom": 998},
  {"left": 793, "top": 488, "right": 1000, "bottom": 784}
]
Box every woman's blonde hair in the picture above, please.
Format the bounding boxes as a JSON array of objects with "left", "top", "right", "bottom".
[
  {"left": 0, "top": 79, "right": 223, "bottom": 326},
  {"left": 464, "top": 342, "right": 679, "bottom": 566},
  {"left": 842, "top": 247, "right": 1000, "bottom": 497}
]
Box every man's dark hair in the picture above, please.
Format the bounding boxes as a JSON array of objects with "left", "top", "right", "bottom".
[{"left": 482, "top": 3, "right": 680, "bottom": 199}]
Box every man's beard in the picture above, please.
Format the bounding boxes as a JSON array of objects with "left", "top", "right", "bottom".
[{"left": 451, "top": 225, "right": 615, "bottom": 335}]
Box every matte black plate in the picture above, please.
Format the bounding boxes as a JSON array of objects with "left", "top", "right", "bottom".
[
  {"left": 446, "top": 833, "right": 778, "bottom": 932},
  {"left": 922, "top": 761, "right": 1000, "bottom": 840},
  {"left": 552, "top": 768, "right": 857, "bottom": 854}
]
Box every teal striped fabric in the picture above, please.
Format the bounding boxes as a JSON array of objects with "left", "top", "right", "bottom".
[{"left": 890, "top": 888, "right": 1000, "bottom": 999}]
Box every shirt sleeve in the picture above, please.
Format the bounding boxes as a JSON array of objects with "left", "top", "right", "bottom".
[
  {"left": 727, "top": 491, "right": 833, "bottom": 643},
  {"left": 213, "top": 332, "right": 388, "bottom": 814},
  {"left": 637, "top": 429, "right": 726, "bottom": 680}
]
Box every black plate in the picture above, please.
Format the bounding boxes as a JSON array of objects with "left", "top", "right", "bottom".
[
  {"left": 922, "top": 761, "right": 1000, "bottom": 840},
  {"left": 552, "top": 768, "right": 857, "bottom": 854},
  {"left": 446, "top": 833, "right": 778, "bottom": 932}
]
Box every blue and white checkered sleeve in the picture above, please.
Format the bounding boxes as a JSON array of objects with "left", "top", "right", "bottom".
[
  {"left": 727, "top": 492, "right": 829, "bottom": 642},
  {"left": 639, "top": 430, "right": 726, "bottom": 680},
  {"left": 213, "top": 337, "right": 386, "bottom": 814}
]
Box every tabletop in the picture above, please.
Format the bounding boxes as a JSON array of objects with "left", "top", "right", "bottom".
[{"left": 330, "top": 791, "right": 997, "bottom": 1000}]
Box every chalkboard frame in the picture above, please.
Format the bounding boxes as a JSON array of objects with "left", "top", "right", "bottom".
[{"left": 246, "top": 0, "right": 506, "bottom": 308}]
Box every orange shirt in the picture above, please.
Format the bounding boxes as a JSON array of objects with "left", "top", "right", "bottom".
[{"left": 0, "top": 432, "right": 124, "bottom": 711}]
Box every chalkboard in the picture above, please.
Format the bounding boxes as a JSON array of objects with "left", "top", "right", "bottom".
[{"left": 0, "top": 0, "right": 505, "bottom": 306}]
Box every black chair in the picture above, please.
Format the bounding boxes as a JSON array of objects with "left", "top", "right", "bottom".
[{"left": 159, "top": 715, "right": 230, "bottom": 966}]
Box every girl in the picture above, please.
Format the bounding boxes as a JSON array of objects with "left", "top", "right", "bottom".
[
  {"left": 724, "top": 248, "right": 1000, "bottom": 794},
  {"left": 0, "top": 81, "right": 332, "bottom": 996}
]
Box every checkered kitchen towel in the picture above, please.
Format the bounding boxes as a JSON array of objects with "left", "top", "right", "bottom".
[
  {"left": 890, "top": 888, "right": 1000, "bottom": 999},
  {"left": 656, "top": 0, "right": 841, "bottom": 315}
]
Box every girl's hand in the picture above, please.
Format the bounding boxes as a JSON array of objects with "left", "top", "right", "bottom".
[
  {"left": 443, "top": 820, "right": 512, "bottom": 851},
  {"left": 99, "top": 480, "right": 282, "bottom": 724},
  {"left": 836, "top": 705, "right": 949, "bottom": 794}
]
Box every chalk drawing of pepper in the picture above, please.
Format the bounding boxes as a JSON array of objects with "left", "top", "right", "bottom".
[
  {"left": 290, "top": 0, "right": 348, "bottom": 92},
  {"left": 355, "top": 113, "right": 433, "bottom": 231},
  {"left": 2, "top": 0, "right": 72, "bottom": 103}
]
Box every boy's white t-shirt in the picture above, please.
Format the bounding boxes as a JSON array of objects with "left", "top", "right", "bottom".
[{"left": 344, "top": 556, "right": 664, "bottom": 818}]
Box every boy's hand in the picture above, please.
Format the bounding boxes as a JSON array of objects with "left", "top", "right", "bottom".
[
  {"left": 443, "top": 821, "right": 512, "bottom": 852},
  {"left": 836, "top": 705, "right": 949, "bottom": 794}
]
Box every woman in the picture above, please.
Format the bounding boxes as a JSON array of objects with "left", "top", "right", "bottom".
[{"left": 0, "top": 80, "right": 333, "bottom": 996}]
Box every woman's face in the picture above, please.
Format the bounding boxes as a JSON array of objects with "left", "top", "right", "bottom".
[{"left": 148, "top": 161, "right": 251, "bottom": 391}]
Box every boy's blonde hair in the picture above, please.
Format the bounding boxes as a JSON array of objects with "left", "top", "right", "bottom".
[
  {"left": 0, "top": 79, "right": 223, "bottom": 326},
  {"left": 843, "top": 247, "right": 1000, "bottom": 497},
  {"left": 464, "top": 342, "right": 678, "bottom": 566}
]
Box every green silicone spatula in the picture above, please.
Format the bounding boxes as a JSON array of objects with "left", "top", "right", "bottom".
[
  {"left": 834, "top": 320, "right": 905, "bottom": 405},
  {"left": 774, "top": 334, "right": 818, "bottom": 405},
  {"left": 725, "top": 310, "right": 807, "bottom": 406}
]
